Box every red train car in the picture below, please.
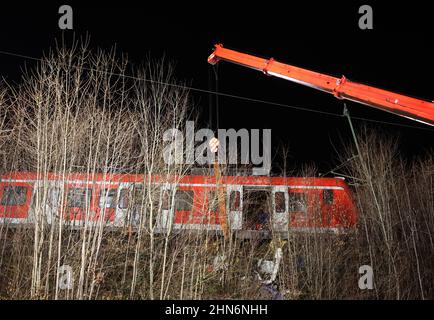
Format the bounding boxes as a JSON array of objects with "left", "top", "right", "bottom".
[{"left": 0, "top": 171, "right": 357, "bottom": 237}]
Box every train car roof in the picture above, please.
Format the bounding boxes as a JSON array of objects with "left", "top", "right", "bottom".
[{"left": 0, "top": 171, "right": 349, "bottom": 189}]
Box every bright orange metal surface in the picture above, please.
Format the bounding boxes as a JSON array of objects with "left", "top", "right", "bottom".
[{"left": 208, "top": 44, "right": 434, "bottom": 126}]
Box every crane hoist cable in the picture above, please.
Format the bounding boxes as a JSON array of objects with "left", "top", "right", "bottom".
[{"left": 209, "top": 65, "right": 228, "bottom": 239}]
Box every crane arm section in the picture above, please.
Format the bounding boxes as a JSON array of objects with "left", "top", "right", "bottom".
[{"left": 208, "top": 44, "right": 434, "bottom": 126}]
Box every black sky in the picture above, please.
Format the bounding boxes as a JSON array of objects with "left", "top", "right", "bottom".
[{"left": 1, "top": 1, "right": 433, "bottom": 174}]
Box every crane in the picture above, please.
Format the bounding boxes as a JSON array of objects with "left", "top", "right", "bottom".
[{"left": 207, "top": 44, "right": 434, "bottom": 126}]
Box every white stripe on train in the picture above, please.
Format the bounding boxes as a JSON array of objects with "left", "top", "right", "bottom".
[{"left": 1, "top": 179, "right": 344, "bottom": 190}]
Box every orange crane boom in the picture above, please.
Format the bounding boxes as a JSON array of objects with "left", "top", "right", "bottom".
[{"left": 208, "top": 44, "right": 434, "bottom": 126}]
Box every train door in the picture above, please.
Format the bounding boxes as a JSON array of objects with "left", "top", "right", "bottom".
[
  {"left": 242, "top": 187, "right": 272, "bottom": 231},
  {"left": 155, "top": 183, "right": 175, "bottom": 232},
  {"left": 115, "top": 182, "right": 131, "bottom": 227},
  {"left": 30, "top": 183, "right": 62, "bottom": 225},
  {"left": 227, "top": 185, "right": 242, "bottom": 230},
  {"left": 47, "top": 186, "right": 61, "bottom": 224},
  {"left": 272, "top": 186, "right": 289, "bottom": 232},
  {"left": 130, "top": 184, "right": 144, "bottom": 227},
  {"left": 0, "top": 181, "right": 33, "bottom": 221},
  {"left": 115, "top": 183, "right": 144, "bottom": 228}
]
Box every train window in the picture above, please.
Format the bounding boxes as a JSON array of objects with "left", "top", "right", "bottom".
[
  {"left": 230, "top": 191, "right": 240, "bottom": 211},
  {"left": 208, "top": 191, "right": 218, "bottom": 212},
  {"left": 117, "top": 186, "right": 145, "bottom": 209},
  {"left": 99, "top": 189, "right": 117, "bottom": 208},
  {"left": 323, "top": 189, "right": 334, "bottom": 205},
  {"left": 67, "top": 188, "right": 92, "bottom": 208},
  {"left": 118, "top": 189, "right": 129, "bottom": 209},
  {"left": 288, "top": 192, "right": 307, "bottom": 212},
  {"left": 275, "top": 192, "right": 286, "bottom": 213},
  {"left": 175, "top": 190, "right": 194, "bottom": 211},
  {"left": 1, "top": 186, "right": 28, "bottom": 206}
]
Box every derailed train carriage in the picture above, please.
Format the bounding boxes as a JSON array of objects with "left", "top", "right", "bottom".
[{"left": 0, "top": 171, "right": 357, "bottom": 237}]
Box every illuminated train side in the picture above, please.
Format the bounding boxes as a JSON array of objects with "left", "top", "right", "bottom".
[{"left": 0, "top": 172, "right": 358, "bottom": 236}]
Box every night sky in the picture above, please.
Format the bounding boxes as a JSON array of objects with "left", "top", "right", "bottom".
[{"left": 1, "top": 2, "right": 433, "bottom": 174}]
